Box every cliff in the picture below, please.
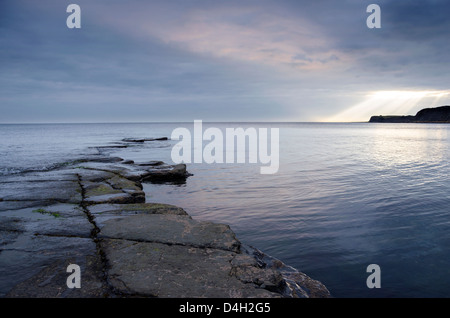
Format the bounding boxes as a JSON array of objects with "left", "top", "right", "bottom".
[{"left": 369, "top": 105, "right": 450, "bottom": 123}]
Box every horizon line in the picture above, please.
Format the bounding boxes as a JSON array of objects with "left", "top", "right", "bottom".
[{"left": 0, "top": 120, "right": 370, "bottom": 125}]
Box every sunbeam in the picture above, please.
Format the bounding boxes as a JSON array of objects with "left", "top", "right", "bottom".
[{"left": 325, "top": 90, "right": 450, "bottom": 122}]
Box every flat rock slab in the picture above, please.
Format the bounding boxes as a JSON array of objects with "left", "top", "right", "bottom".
[
  {"left": 71, "top": 162, "right": 147, "bottom": 182},
  {"left": 0, "top": 200, "right": 59, "bottom": 211},
  {"left": 0, "top": 204, "right": 93, "bottom": 238},
  {"left": 88, "top": 203, "right": 189, "bottom": 218},
  {"left": 78, "top": 170, "right": 145, "bottom": 205},
  {"left": 0, "top": 201, "right": 101, "bottom": 297},
  {"left": 102, "top": 239, "right": 278, "bottom": 298},
  {"left": 0, "top": 154, "right": 331, "bottom": 298},
  {"left": 0, "top": 235, "right": 100, "bottom": 297},
  {"left": 98, "top": 214, "right": 240, "bottom": 253},
  {"left": 73, "top": 167, "right": 117, "bottom": 183},
  {"left": 4, "top": 255, "right": 107, "bottom": 298},
  {"left": 83, "top": 182, "right": 123, "bottom": 197},
  {"left": 0, "top": 170, "right": 80, "bottom": 183},
  {"left": 0, "top": 180, "right": 82, "bottom": 204},
  {"left": 74, "top": 161, "right": 190, "bottom": 183}
]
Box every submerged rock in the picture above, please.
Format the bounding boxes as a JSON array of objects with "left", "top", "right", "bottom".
[{"left": 122, "top": 137, "right": 169, "bottom": 143}]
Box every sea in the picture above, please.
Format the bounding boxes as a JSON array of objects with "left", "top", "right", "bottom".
[{"left": 1, "top": 122, "right": 449, "bottom": 298}]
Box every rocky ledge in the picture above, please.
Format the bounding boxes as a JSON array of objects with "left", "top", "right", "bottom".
[
  {"left": 0, "top": 144, "right": 330, "bottom": 298},
  {"left": 369, "top": 105, "right": 450, "bottom": 123}
]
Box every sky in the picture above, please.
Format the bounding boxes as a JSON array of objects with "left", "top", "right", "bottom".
[{"left": 1, "top": 0, "right": 450, "bottom": 123}]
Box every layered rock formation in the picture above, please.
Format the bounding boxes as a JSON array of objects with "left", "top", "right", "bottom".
[
  {"left": 0, "top": 139, "right": 330, "bottom": 298},
  {"left": 369, "top": 105, "right": 450, "bottom": 123}
]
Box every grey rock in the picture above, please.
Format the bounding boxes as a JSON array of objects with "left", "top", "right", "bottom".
[
  {"left": 78, "top": 169, "right": 145, "bottom": 205},
  {"left": 0, "top": 204, "right": 92, "bottom": 238},
  {"left": 0, "top": 153, "right": 330, "bottom": 299},
  {"left": 0, "top": 180, "right": 82, "bottom": 204},
  {"left": 0, "top": 170, "right": 79, "bottom": 183},
  {"left": 88, "top": 202, "right": 188, "bottom": 219},
  {"left": 135, "top": 160, "right": 164, "bottom": 166},
  {"left": 73, "top": 161, "right": 192, "bottom": 184},
  {"left": 102, "top": 239, "right": 278, "bottom": 298},
  {"left": 122, "top": 137, "right": 168, "bottom": 143},
  {"left": 98, "top": 214, "right": 241, "bottom": 252},
  {"left": 141, "top": 164, "right": 192, "bottom": 182},
  {"left": 92, "top": 145, "right": 128, "bottom": 149},
  {"left": 0, "top": 200, "right": 56, "bottom": 212},
  {"left": 241, "top": 244, "right": 331, "bottom": 298},
  {"left": 85, "top": 192, "right": 145, "bottom": 205},
  {"left": 4, "top": 254, "right": 107, "bottom": 298},
  {"left": 283, "top": 272, "right": 331, "bottom": 298},
  {"left": 75, "top": 168, "right": 116, "bottom": 183},
  {"left": 0, "top": 235, "right": 99, "bottom": 297},
  {"left": 80, "top": 156, "right": 124, "bottom": 163}
]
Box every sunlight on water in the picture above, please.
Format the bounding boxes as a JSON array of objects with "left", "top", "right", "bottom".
[{"left": 368, "top": 124, "right": 448, "bottom": 167}]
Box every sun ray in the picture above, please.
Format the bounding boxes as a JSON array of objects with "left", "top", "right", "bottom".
[{"left": 325, "top": 90, "right": 450, "bottom": 122}]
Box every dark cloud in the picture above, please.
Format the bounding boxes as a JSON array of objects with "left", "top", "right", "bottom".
[
  {"left": 382, "top": 0, "right": 450, "bottom": 40},
  {"left": 1, "top": 0, "right": 449, "bottom": 123}
]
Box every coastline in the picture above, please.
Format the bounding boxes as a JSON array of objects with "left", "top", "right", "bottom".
[
  {"left": 369, "top": 105, "right": 450, "bottom": 123},
  {"left": 0, "top": 138, "right": 330, "bottom": 298}
]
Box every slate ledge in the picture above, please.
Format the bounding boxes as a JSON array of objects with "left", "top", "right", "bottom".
[{"left": 0, "top": 139, "right": 330, "bottom": 298}]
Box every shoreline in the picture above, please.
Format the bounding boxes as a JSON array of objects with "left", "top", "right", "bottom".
[
  {"left": 369, "top": 105, "right": 450, "bottom": 123},
  {"left": 0, "top": 139, "right": 330, "bottom": 298}
]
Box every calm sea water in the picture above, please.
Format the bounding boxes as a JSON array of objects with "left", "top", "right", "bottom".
[{"left": 1, "top": 122, "right": 449, "bottom": 298}]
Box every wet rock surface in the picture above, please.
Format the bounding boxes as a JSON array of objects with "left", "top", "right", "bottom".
[
  {"left": 0, "top": 141, "right": 330, "bottom": 298},
  {"left": 97, "top": 214, "right": 241, "bottom": 253}
]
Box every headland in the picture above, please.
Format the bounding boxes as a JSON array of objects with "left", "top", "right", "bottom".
[{"left": 369, "top": 105, "right": 450, "bottom": 123}]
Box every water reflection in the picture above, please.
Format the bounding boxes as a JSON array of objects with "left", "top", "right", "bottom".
[
  {"left": 368, "top": 124, "right": 448, "bottom": 168},
  {"left": 141, "top": 123, "right": 450, "bottom": 297}
]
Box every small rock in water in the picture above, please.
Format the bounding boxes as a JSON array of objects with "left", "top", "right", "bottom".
[
  {"left": 122, "top": 137, "right": 168, "bottom": 143},
  {"left": 135, "top": 161, "right": 164, "bottom": 166}
]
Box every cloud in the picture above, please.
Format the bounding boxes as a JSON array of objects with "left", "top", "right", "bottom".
[
  {"left": 91, "top": 0, "right": 355, "bottom": 72},
  {"left": 1, "top": 0, "right": 450, "bottom": 123}
]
